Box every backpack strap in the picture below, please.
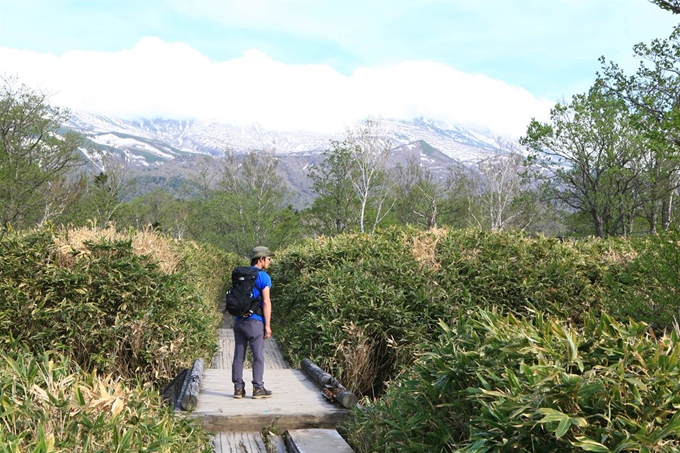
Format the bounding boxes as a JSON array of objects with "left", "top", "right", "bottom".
[{"left": 247, "top": 270, "right": 264, "bottom": 317}]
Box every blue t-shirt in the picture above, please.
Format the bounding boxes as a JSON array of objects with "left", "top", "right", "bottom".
[{"left": 236, "top": 267, "right": 271, "bottom": 323}]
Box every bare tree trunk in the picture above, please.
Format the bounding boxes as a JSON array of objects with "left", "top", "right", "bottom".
[
  {"left": 593, "top": 212, "right": 605, "bottom": 238},
  {"left": 662, "top": 192, "right": 673, "bottom": 230}
]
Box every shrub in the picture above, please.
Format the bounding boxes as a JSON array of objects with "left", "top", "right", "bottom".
[
  {"left": 434, "top": 229, "right": 632, "bottom": 321},
  {"left": 0, "top": 225, "right": 234, "bottom": 385},
  {"left": 272, "top": 226, "right": 447, "bottom": 396},
  {"left": 343, "top": 308, "right": 680, "bottom": 452},
  {"left": 272, "top": 227, "right": 635, "bottom": 396},
  {"left": 0, "top": 349, "right": 212, "bottom": 452},
  {"left": 605, "top": 228, "right": 680, "bottom": 332}
]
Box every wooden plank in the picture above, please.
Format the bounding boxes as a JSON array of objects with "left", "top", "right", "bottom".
[
  {"left": 211, "top": 431, "right": 287, "bottom": 453},
  {"left": 193, "top": 369, "right": 350, "bottom": 432},
  {"left": 212, "top": 431, "right": 267, "bottom": 453},
  {"left": 285, "top": 429, "right": 354, "bottom": 453}
]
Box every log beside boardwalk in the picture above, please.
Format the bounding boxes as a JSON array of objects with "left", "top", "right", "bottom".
[
  {"left": 179, "top": 358, "right": 204, "bottom": 411},
  {"left": 300, "top": 358, "right": 358, "bottom": 409}
]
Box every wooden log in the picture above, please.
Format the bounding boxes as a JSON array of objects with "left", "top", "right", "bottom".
[
  {"left": 301, "top": 358, "right": 333, "bottom": 386},
  {"left": 180, "top": 358, "right": 204, "bottom": 411},
  {"left": 162, "top": 368, "right": 188, "bottom": 408},
  {"left": 301, "top": 358, "right": 358, "bottom": 409},
  {"left": 322, "top": 385, "right": 358, "bottom": 409},
  {"left": 175, "top": 367, "right": 191, "bottom": 411},
  {"left": 335, "top": 389, "right": 358, "bottom": 409},
  {"left": 327, "top": 376, "right": 358, "bottom": 409}
]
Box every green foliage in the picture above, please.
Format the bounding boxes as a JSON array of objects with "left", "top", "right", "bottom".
[
  {"left": 0, "top": 349, "right": 212, "bottom": 452},
  {"left": 306, "top": 118, "right": 394, "bottom": 235},
  {"left": 433, "top": 229, "right": 631, "bottom": 321},
  {"left": 344, "top": 309, "right": 680, "bottom": 452},
  {"left": 457, "top": 153, "right": 544, "bottom": 232},
  {"left": 598, "top": 24, "right": 680, "bottom": 234},
  {"left": 650, "top": 0, "right": 680, "bottom": 14},
  {"left": 0, "top": 76, "right": 85, "bottom": 229},
  {"left": 273, "top": 226, "right": 445, "bottom": 396},
  {"left": 273, "top": 227, "right": 638, "bottom": 398},
  {"left": 0, "top": 224, "right": 234, "bottom": 450},
  {"left": 521, "top": 84, "right": 643, "bottom": 237},
  {"left": 391, "top": 155, "right": 447, "bottom": 229},
  {"left": 180, "top": 149, "right": 302, "bottom": 256},
  {"left": 307, "top": 140, "right": 360, "bottom": 235},
  {"left": 606, "top": 228, "right": 680, "bottom": 331},
  {"left": 0, "top": 225, "right": 232, "bottom": 385},
  {"left": 112, "top": 188, "right": 184, "bottom": 234}
]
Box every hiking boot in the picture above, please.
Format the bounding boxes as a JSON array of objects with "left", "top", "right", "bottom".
[
  {"left": 252, "top": 387, "right": 273, "bottom": 399},
  {"left": 233, "top": 388, "right": 245, "bottom": 399}
]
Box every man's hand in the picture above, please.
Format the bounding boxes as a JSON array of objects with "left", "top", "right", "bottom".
[{"left": 264, "top": 326, "right": 272, "bottom": 340}]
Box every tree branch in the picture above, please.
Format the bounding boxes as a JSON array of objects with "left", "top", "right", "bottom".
[{"left": 650, "top": 0, "right": 680, "bottom": 14}]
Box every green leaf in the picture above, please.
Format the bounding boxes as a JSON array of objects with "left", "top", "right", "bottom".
[
  {"left": 537, "top": 407, "right": 569, "bottom": 423},
  {"left": 556, "top": 417, "right": 571, "bottom": 438},
  {"left": 571, "top": 437, "right": 611, "bottom": 452},
  {"left": 577, "top": 382, "right": 604, "bottom": 398}
]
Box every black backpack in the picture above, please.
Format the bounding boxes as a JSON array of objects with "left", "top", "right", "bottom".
[{"left": 224, "top": 266, "right": 263, "bottom": 317}]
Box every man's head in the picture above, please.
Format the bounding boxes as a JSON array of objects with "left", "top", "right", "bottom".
[{"left": 249, "top": 246, "right": 275, "bottom": 269}]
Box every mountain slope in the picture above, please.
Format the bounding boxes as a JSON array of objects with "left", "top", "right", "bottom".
[
  {"left": 66, "top": 113, "right": 512, "bottom": 208},
  {"left": 67, "top": 112, "right": 507, "bottom": 167}
]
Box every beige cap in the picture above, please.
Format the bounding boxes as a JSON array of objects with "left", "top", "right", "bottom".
[{"left": 249, "top": 246, "right": 275, "bottom": 259}]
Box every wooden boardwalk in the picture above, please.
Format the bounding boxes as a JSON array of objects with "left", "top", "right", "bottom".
[{"left": 192, "top": 314, "right": 353, "bottom": 452}]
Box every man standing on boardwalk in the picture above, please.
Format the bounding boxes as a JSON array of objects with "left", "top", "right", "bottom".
[{"left": 232, "top": 246, "right": 274, "bottom": 399}]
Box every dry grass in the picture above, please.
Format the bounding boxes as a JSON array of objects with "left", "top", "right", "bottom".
[
  {"left": 337, "top": 322, "right": 382, "bottom": 396},
  {"left": 2, "top": 352, "right": 211, "bottom": 452},
  {"left": 599, "top": 245, "right": 638, "bottom": 266},
  {"left": 53, "top": 223, "right": 182, "bottom": 274},
  {"left": 411, "top": 227, "right": 448, "bottom": 271}
]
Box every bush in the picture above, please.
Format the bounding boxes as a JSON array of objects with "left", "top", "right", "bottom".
[
  {"left": 605, "top": 229, "right": 680, "bottom": 331},
  {"left": 0, "top": 349, "right": 212, "bottom": 452},
  {"left": 272, "top": 226, "right": 447, "bottom": 396},
  {"left": 433, "top": 229, "right": 632, "bottom": 321},
  {"left": 0, "top": 225, "right": 235, "bottom": 385},
  {"left": 343, "top": 308, "right": 680, "bottom": 452},
  {"left": 272, "top": 227, "right": 635, "bottom": 396}
]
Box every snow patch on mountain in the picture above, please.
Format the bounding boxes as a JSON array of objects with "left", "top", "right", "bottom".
[{"left": 66, "top": 112, "right": 512, "bottom": 167}]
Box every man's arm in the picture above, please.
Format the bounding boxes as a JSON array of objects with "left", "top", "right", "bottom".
[{"left": 262, "top": 286, "right": 272, "bottom": 339}]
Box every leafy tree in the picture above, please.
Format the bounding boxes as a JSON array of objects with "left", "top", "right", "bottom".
[
  {"left": 392, "top": 154, "right": 453, "bottom": 229},
  {"left": 190, "top": 149, "right": 299, "bottom": 256},
  {"left": 76, "top": 152, "right": 135, "bottom": 227},
  {"left": 113, "top": 188, "right": 190, "bottom": 238},
  {"left": 462, "top": 152, "right": 541, "bottom": 231},
  {"left": 599, "top": 26, "right": 680, "bottom": 232},
  {"left": 0, "top": 76, "right": 85, "bottom": 228},
  {"left": 521, "top": 85, "right": 643, "bottom": 237},
  {"left": 630, "top": 135, "right": 680, "bottom": 232},
  {"left": 307, "top": 117, "right": 395, "bottom": 235},
  {"left": 307, "top": 140, "right": 359, "bottom": 235}
]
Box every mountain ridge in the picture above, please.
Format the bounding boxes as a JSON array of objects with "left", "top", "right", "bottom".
[
  {"left": 67, "top": 112, "right": 508, "bottom": 167},
  {"left": 66, "top": 112, "right": 514, "bottom": 208}
]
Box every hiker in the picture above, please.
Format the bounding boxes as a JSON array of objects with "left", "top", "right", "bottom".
[{"left": 232, "top": 246, "right": 274, "bottom": 399}]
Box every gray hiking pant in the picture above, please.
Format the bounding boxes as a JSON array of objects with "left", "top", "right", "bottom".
[{"left": 232, "top": 318, "right": 266, "bottom": 389}]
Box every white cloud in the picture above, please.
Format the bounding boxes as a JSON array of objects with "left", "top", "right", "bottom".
[{"left": 0, "top": 37, "right": 552, "bottom": 138}]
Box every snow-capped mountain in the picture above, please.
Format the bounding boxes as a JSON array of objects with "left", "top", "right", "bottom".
[{"left": 66, "top": 112, "right": 509, "bottom": 168}]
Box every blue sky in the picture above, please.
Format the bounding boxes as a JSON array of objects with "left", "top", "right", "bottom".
[{"left": 0, "top": 0, "right": 677, "bottom": 137}]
